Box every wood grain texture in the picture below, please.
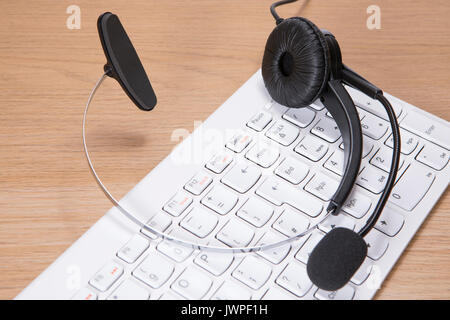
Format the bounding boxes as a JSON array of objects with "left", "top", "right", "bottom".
[{"left": 0, "top": 0, "right": 448, "bottom": 299}]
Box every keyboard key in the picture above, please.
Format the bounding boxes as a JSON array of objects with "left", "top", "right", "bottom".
[
  {"left": 365, "top": 230, "right": 389, "bottom": 260},
  {"left": 180, "top": 207, "right": 218, "bottom": 238},
  {"left": 221, "top": 161, "right": 261, "bottom": 193},
  {"left": 304, "top": 172, "right": 340, "bottom": 201},
  {"left": 356, "top": 165, "right": 388, "bottom": 194},
  {"left": 370, "top": 146, "right": 405, "bottom": 173},
  {"left": 256, "top": 231, "right": 291, "bottom": 264},
  {"left": 276, "top": 262, "right": 313, "bottom": 297},
  {"left": 330, "top": 109, "right": 367, "bottom": 121},
  {"left": 416, "top": 143, "right": 449, "bottom": 170},
  {"left": 311, "top": 118, "right": 341, "bottom": 143},
  {"left": 163, "top": 192, "right": 193, "bottom": 217},
  {"left": 159, "top": 291, "right": 184, "bottom": 300},
  {"left": 246, "top": 143, "right": 280, "bottom": 168},
  {"left": 236, "top": 197, "right": 274, "bottom": 228},
  {"left": 133, "top": 253, "right": 174, "bottom": 288},
  {"left": 324, "top": 149, "right": 345, "bottom": 176},
  {"left": 360, "top": 112, "right": 389, "bottom": 140},
  {"left": 117, "top": 235, "right": 149, "bottom": 264},
  {"left": 389, "top": 163, "right": 435, "bottom": 211},
  {"left": 201, "top": 185, "right": 238, "bottom": 215},
  {"left": 232, "top": 256, "right": 272, "bottom": 290},
  {"left": 194, "top": 250, "right": 234, "bottom": 276},
  {"left": 184, "top": 172, "right": 213, "bottom": 195},
  {"left": 275, "top": 157, "right": 309, "bottom": 184},
  {"left": 216, "top": 219, "right": 255, "bottom": 247},
  {"left": 247, "top": 110, "right": 272, "bottom": 132},
  {"left": 171, "top": 267, "right": 213, "bottom": 299},
  {"left": 89, "top": 261, "right": 123, "bottom": 292},
  {"left": 319, "top": 213, "right": 356, "bottom": 233},
  {"left": 341, "top": 190, "right": 372, "bottom": 219},
  {"left": 141, "top": 213, "right": 172, "bottom": 239},
  {"left": 347, "top": 85, "right": 402, "bottom": 120},
  {"left": 295, "top": 232, "right": 324, "bottom": 264},
  {"left": 256, "top": 177, "right": 323, "bottom": 217},
  {"left": 375, "top": 208, "right": 405, "bottom": 237},
  {"left": 315, "top": 284, "right": 355, "bottom": 300},
  {"left": 385, "top": 130, "right": 418, "bottom": 155},
  {"left": 340, "top": 136, "right": 375, "bottom": 159},
  {"left": 283, "top": 107, "right": 316, "bottom": 128},
  {"left": 226, "top": 130, "right": 252, "bottom": 153},
  {"left": 351, "top": 259, "right": 373, "bottom": 285},
  {"left": 205, "top": 151, "right": 233, "bottom": 174},
  {"left": 72, "top": 287, "right": 98, "bottom": 300},
  {"left": 272, "top": 208, "right": 310, "bottom": 238},
  {"left": 140, "top": 227, "right": 158, "bottom": 240},
  {"left": 262, "top": 287, "right": 296, "bottom": 300},
  {"left": 266, "top": 120, "right": 300, "bottom": 146},
  {"left": 294, "top": 135, "right": 329, "bottom": 161},
  {"left": 108, "top": 279, "right": 150, "bottom": 300},
  {"left": 310, "top": 99, "right": 325, "bottom": 111},
  {"left": 211, "top": 281, "right": 252, "bottom": 300},
  {"left": 401, "top": 111, "right": 450, "bottom": 150},
  {"left": 157, "top": 239, "right": 194, "bottom": 262}
]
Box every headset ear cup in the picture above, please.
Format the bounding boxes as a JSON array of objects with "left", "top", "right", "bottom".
[{"left": 262, "top": 17, "right": 330, "bottom": 108}]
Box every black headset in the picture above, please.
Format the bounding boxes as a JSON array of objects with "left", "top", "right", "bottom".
[
  {"left": 94, "top": 0, "right": 401, "bottom": 292},
  {"left": 263, "top": 0, "right": 401, "bottom": 291}
]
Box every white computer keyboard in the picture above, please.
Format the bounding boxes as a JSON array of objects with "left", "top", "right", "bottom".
[{"left": 17, "top": 70, "right": 449, "bottom": 300}]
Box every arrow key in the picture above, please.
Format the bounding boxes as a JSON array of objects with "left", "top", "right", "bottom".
[
  {"left": 319, "top": 213, "right": 356, "bottom": 233},
  {"left": 365, "top": 230, "right": 389, "bottom": 260},
  {"left": 375, "top": 207, "right": 405, "bottom": 237}
]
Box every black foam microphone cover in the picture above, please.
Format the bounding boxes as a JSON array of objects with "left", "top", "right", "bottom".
[
  {"left": 261, "top": 17, "right": 329, "bottom": 108},
  {"left": 98, "top": 12, "right": 157, "bottom": 111},
  {"left": 307, "top": 227, "right": 367, "bottom": 291}
]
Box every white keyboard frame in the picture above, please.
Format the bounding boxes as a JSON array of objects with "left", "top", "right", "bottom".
[{"left": 17, "top": 70, "right": 449, "bottom": 300}]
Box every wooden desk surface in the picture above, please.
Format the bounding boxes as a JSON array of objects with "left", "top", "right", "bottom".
[{"left": 0, "top": 0, "right": 448, "bottom": 299}]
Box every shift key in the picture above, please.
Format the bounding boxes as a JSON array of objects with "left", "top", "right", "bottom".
[
  {"left": 401, "top": 111, "right": 450, "bottom": 150},
  {"left": 389, "top": 163, "right": 435, "bottom": 211}
]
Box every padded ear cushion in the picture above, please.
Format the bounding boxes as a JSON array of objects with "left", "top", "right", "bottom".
[{"left": 262, "top": 17, "right": 330, "bottom": 108}]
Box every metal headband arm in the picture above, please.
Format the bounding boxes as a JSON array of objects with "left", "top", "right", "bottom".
[{"left": 82, "top": 73, "right": 333, "bottom": 253}]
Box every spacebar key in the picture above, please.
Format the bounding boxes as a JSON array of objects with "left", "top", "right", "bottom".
[
  {"left": 389, "top": 163, "right": 435, "bottom": 211},
  {"left": 256, "top": 177, "right": 323, "bottom": 217}
]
